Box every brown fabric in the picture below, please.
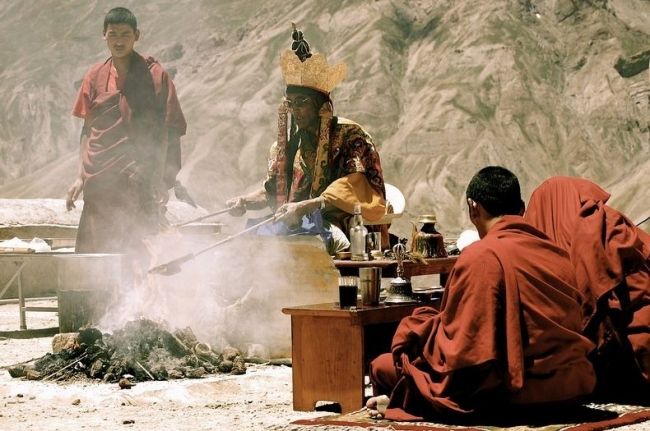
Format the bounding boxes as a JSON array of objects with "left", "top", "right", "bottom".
[
  {"left": 524, "top": 176, "right": 650, "bottom": 393},
  {"left": 264, "top": 117, "right": 386, "bottom": 216},
  {"left": 72, "top": 52, "right": 186, "bottom": 253},
  {"left": 371, "top": 216, "right": 596, "bottom": 420},
  {"left": 264, "top": 116, "right": 387, "bottom": 238},
  {"left": 273, "top": 101, "right": 289, "bottom": 208},
  {"left": 310, "top": 101, "right": 334, "bottom": 197}
]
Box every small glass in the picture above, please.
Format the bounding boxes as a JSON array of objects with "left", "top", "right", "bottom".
[
  {"left": 359, "top": 267, "right": 381, "bottom": 306},
  {"left": 366, "top": 232, "right": 382, "bottom": 255},
  {"left": 338, "top": 276, "right": 358, "bottom": 309}
]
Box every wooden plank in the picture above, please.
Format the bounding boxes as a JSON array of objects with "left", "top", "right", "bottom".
[
  {"left": 333, "top": 256, "right": 457, "bottom": 278},
  {"left": 0, "top": 296, "right": 57, "bottom": 305},
  {"left": 0, "top": 327, "right": 59, "bottom": 339},
  {"left": 291, "top": 314, "right": 364, "bottom": 413},
  {"left": 22, "top": 306, "right": 58, "bottom": 312},
  {"left": 283, "top": 302, "right": 425, "bottom": 326}
]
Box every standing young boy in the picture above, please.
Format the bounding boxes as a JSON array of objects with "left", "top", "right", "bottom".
[{"left": 66, "top": 7, "right": 187, "bottom": 257}]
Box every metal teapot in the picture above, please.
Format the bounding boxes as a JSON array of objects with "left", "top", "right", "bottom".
[{"left": 411, "top": 214, "right": 447, "bottom": 258}]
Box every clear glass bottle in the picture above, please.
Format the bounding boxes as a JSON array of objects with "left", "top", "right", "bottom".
[{"left": 350, "top": 203, "right": 368, "bottom": 261}]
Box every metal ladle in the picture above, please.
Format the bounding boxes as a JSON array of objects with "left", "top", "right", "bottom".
[{"left": 148, "top": 215, "right": 277, "bottom": 276}]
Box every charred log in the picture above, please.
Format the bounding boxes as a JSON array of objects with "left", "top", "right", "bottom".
[{"left": 11, "top": 319, "right": 250, "bottom": 383}]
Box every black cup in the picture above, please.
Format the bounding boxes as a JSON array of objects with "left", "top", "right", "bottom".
[{"left": 339, "top": 284, "right": 358, "bottom": 308}]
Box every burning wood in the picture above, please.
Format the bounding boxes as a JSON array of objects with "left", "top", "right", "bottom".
[{"left": 8, "top": 319, "right": 248, "bottom": 383}]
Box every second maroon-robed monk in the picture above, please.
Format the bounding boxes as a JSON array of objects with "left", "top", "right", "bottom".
[
  {"left": 367, "top": 167, "right": 596, "bottom": 421},
  {"left": 66, "top": 7, "right": 186, "bottom": 255},
  {"left": 525, "top": 176, "right": 650, "bottom": 399}
]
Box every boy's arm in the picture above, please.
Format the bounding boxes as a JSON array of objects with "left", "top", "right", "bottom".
[{"left": 66, "top": 127, "right": 90, "bottom": 211}]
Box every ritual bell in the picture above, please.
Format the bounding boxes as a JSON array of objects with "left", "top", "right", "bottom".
[{"left": 384, "top": 243, "right": 416, "bottom": 304}]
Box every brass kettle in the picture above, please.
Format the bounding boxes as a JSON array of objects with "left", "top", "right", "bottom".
[{"left": 411, "top": 214, "right": 447, "bottom": 258}]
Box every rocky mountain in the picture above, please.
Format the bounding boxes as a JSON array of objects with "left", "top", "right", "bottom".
[{"left": 0, "top": 0, "right": 648, "bottom": 237}]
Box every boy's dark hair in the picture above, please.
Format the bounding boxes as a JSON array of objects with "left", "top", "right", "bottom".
[
  {"left": 466, "top": 166, "right": 523, "bottom": 217},
  {"left": 103, "top": 7, "right": 137, "bottom": 33}
]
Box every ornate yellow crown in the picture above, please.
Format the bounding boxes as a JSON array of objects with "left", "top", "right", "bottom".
[{"left": 280, "top": 50, "right": 347, "bottom": 95}]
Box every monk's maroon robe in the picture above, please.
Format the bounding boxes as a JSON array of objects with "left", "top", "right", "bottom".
[
  {"left": 525, "top": 176, "right": 650, "bottom": 397},
  {"left": 370, "top": 216, "right": 596, "bottom": 420},
  {"left": 72, "top": 52, "right": 186, "bottom": 253}
]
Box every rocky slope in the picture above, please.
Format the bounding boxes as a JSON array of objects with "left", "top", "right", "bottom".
[{"left": 0, "top": 0, "right": 648, "bottom": 236}]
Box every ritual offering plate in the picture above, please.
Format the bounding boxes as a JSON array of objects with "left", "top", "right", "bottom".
[{"left": 412, "top": 286, "right": 445, "bottom": 302}]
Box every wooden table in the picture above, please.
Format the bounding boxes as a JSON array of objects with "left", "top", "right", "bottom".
[
  {"left": 0, "top": 252, "right": 121, "bottom": 334},
  {"left": 334, "top": 256, "right": 457, "bottom": 285},
  {"left": 282, "top": 301, "right": 433, "bottom": 413},
  {"left": 0, "top": 253, "right": 61, "bottom": 331}
]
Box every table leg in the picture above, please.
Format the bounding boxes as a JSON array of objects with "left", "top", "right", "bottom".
[
  {"left": 17, "top": 264, "right": 26, "bottom": 330},
  {"left": 440, "top": 271, "right": 449, "bottom": 287},
  {"left": 290, "top": 315, "right": 365, "bottom": 413}
]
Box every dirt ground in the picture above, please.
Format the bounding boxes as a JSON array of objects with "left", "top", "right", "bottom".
[
  {"left": 0, "top": 301, "right": 370, "bottom": 431},
  {"left": 1, "top": 302, "right": 648, "bottom": 431}
]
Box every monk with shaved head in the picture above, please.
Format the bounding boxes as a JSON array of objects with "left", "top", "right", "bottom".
[{"left": 367, "top": 166, "right": 596, "bottom": 421}]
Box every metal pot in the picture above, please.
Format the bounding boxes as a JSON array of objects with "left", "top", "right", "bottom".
[
  {"left": 384, "top": 275, "right": 415, "bottom": 304},
  {"left": 411, "top": 214, "right": 447, "bottom": 258}
]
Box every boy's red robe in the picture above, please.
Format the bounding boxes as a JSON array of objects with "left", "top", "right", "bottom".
[
  {"left": 524, "top": 176, "right": 650, "bottom": 394},
  {"left": 371, "top": 217, "right": 596, "bottom": 420},
  {"left": 72, "top": 52, "right": 186, "bottom": 253}
]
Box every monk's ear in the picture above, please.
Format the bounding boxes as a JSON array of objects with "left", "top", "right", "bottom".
[
  {"left": 134, "top": 29, "right": 140, "bottom": 41},
  {"left": 467, "top": 198, "right": 479, "bottom": 221}
]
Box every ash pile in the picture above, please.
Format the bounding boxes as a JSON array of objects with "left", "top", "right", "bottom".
[{"left": 8, "top": 319, "right": 249, "bottom": 383}]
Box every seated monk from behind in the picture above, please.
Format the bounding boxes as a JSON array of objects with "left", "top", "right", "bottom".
[
  {"left": 367, "top": 166, "right": 596, "bottom": 421},
  {"left": 524, "top": 176, "right": 650, "bottom": 401}
]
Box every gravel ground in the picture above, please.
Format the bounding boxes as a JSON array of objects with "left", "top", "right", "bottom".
[
  {"left": 0, "top": 301, "right": 365, "bottom": 431},
  {"left": 1, "top": 301, "right": 648, "bottom": 431}
]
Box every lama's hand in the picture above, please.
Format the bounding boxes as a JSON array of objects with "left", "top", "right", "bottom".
[
  {"left": 274, "top": 202, "right": 304, "bottom": 227},
  {"left": 226, "top": 197, "right": 247, "bottom": 217}
]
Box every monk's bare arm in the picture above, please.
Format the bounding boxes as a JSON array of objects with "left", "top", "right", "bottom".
[
  {"left": 163, "top": 128, "right": 182, "bottom": 189},
  {"left": 66, "top": 128, "right": 90, "bottom": 210}
]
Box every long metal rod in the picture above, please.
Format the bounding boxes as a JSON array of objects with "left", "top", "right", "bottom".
[
  {"left": 194, "top": 216, "right": 277, "bottom": 258},
  {"left": 636, "top": 215, "right": 650, "bottom": 227},
  {"left": 173, "top": 207, "right": 232, "bottom": 228},
  {"left": 149, "top": 215, "right": 277, "bottom": 275}
]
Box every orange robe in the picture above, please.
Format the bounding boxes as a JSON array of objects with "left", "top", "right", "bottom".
[
  {"left": 524, "top": 176, "right": 650, "bottom": 397},
  {"left": 72, "top": 52, "right": 186, "bottom": 253},
  {"left": 370, "top": 216, "right": 596, "bottom": 420}
]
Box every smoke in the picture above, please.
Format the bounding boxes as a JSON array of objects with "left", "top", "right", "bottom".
[{"left": 97, "top": 224, "right": 339, "bottom": 358}]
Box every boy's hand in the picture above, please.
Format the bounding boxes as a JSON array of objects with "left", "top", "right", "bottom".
[{"left": 66, "top": 178, "right": 84, "bottom": 211}]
